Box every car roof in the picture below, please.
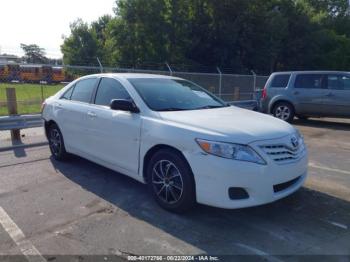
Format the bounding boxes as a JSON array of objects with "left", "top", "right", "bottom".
[
  {"left": 271, "top": 70, "right": 350, "bottom": 75},
  {"left": 80, "top": 73, "right": 182, "bottom": 80}
]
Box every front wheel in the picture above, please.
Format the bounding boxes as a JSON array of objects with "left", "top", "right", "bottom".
[
  {"left": 48, "top": 123, "right": 68, "bottom": 161},
  {"left": 147, "top": 149, "right": 196, "bottom": 213},
  {"left": 272, "top": 102, "right": 295, "bottom": 122}
]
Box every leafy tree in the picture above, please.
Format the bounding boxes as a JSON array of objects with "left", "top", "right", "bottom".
[
  {"left": 91, "top": 15, "right": 113, "bottom": 66},
  {"left": 61, "top": 0, "right": 350, "bottom": 74},
  {"left": 20, "top": 44, "right": 48, "bottom": 64},
  {"left": 61, "top": 19, "right": 101, "bottom": 66}
]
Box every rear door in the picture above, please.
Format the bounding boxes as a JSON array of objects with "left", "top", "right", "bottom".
[
  {"left": 324, "top": 74, "right": 350, "bottom": 117},
  {"left": 292, "top": 73, "right": 329, "bottom": 116},
  {"left": 55, "top": 77, "right": 98, "bottom": 153}
]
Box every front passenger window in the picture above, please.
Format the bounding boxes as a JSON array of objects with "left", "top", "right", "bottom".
[
  {"left": 342, "top": 75, "right": 350, "bottom": 90},
  {"left": 95, "top": 78, "right": 131, "bottom": 106},
  {"left": 328, "top": 74, "right": 350, "bottom": 90}
]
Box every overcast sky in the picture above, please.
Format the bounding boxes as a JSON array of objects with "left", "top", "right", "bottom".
[{"left": 0, "top": 0, "right": 115, "bottom": 58}]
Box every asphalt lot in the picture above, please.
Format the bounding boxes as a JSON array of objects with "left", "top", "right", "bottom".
[{"left": 0, "top": 118, "right": 349, "bottom": 260}]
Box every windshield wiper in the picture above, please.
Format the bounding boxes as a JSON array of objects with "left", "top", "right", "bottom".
[
  {"left": 157, "top": 108, "right": 188, "bottom": 111},
  {"left": 158, "top": 105, "right": 228, "bottom": 111},
  {"left": 194, "top": 105, "right": 226, "bottom": 110}
]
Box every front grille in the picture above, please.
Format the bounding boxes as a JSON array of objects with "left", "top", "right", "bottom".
[
  {"left": 260, "top": 143, "right": 305, "bottom": 164},
  {"left": 273, "top": 176, "right": 301, "bottom": 193}
]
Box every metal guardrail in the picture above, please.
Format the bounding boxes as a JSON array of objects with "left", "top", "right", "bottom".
[
  {"left": 0, "top": 100, "right": 258, "bottom": 131},
  {"left": 0, "top": 114, "right": 43, "bottom": 131}
]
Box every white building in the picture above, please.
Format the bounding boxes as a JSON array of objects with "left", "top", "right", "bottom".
[{"left": 0, "top": 54, "right": 20, "bottom": 64}]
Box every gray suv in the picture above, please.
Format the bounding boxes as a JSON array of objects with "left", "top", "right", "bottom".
[{"left": 260, "top": 71, "right": 350, "bottom": 122}]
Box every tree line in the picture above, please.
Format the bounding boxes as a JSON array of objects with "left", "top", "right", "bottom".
[
  {"left": 2, "top": 44, "right": 62, "bottom": 65},
  {"left": 61, "top": 0, "right": 350, "bottom": 74}
]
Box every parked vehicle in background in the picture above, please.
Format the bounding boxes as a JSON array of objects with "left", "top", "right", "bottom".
[
  {"left": 260, "top": 71, "right": 350, "bottom": 122},
  {"left": 20, "top": 65, "right": 52, "bottom": 83},
  {"left": 0, "top": 64, "right": 20, "bottom": 82},
  {"left": 42, "top": 73, "right": 308, "bottom": 212},
  {"left": 52, "top": 67, "right": 68, "bottom": 83},
  {"left": 0, "top": 63, "right": 73, "bottom": 83}
]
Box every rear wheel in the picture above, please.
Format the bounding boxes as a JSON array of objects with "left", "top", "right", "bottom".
[
  {"left": 48, "top": 123, "right": 68, "bottom": 161},
  {"left": 147, "top": 149, "right": 196, "bottom": 213},
  {"left": 272, "top": 102, "right": 295, "bottom": 122}
]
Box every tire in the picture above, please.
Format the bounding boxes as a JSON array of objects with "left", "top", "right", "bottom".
[
  {"left": 147, "top": 149, "right": 196, "bottom": 213},
  {"left": 48, "top": 123, "right": 68, "bottom": 161},
  {"left": 272, "top": 102, "right": 295, "bottom": 122}
]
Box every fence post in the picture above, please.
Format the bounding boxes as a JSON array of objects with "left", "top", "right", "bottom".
[
  {"left": 97, "top": 57, "right": 103, "bottom": 73},
  {"left": 234, "top": 87, "right": 240, "bottom": 101},
  {"left": 251, "top": 70, "right": 257, "bottom": 99},
  {"left": 216, "top": 67, "right": 222, "bottom": 98},
  {"left": 165, "top": 62, "right": 173, "bottom": 76},
  {"left": 41, "top": 84, "right": 44, "bottom": 102},
  {"left": 6, "top": 87, "right": 21, "bottom": 141}
]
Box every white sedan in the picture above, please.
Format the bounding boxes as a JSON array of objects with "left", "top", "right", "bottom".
[{"left": 42, "top": 74, "right": 308, "bottom": 212}]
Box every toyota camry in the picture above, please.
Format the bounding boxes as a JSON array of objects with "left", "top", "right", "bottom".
[{"left": 42, "top": 74, "right": 308, "bottom": 212}]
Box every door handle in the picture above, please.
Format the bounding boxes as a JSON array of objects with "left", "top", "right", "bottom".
[
  {"left": 325, "top": 93, "right": 335, "bottom": 97},
  {"left": 293, "top": 91, "right": 299, "bottom": 95},
  {"left": 87, "top": 111, "right": 97, "bottom": 118}
]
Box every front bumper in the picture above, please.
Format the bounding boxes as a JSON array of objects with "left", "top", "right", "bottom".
[{"left": 185, "top": 137, "right": 308, "bottom": 209}]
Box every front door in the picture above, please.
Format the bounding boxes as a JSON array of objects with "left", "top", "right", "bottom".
[
  {"left": 85, "top": 77, "right": 141, "bottom": 174},
  {"left": 323, "top": 74, "right": 350, "bottom": 117}
]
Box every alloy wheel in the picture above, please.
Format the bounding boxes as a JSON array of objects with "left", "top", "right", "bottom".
[
  {"left": 275, "top": 105, "right": 291, "bottom": 121},
  {"left": 49, "top": 128, "right": 61, "bottom": 156},
  {"left": 151, "top": 160, "right": 184, "bottom": 204}
]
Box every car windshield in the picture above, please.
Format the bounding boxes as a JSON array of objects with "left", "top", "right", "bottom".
[{"left": 128, "top": 78, "right": 227, "bottom": 111}]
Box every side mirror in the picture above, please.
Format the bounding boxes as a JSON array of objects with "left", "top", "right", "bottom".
[{"left": 110, "top": 99, "right": 140, "bottom": 113}]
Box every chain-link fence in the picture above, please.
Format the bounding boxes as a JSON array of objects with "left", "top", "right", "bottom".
[{"left": 0, "top": 63, "right": 269, "bottom": 116}]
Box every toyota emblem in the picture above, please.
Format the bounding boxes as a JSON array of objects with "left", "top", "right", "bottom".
[{"left": 291, "top": 136, "right": 299, "bottom": 149}]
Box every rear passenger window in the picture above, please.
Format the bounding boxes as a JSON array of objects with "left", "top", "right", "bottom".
[
  {"left": 61, "top": 86, "right": 74, "bottom": 100},
  {"left": 295, "top": 74, "right": 326, "bottom": 89},
  {"left": 270, "top": 74, "right": 290, "bottom": 88},
  {"left": 95, "top": 78, "right": 130, "bottom": 106},
  {"left": 71, "top": 78, "right": 97, "bottom": 103}
]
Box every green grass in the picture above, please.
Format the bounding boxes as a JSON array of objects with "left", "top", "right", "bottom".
[{"left": 0, "top": 83, "right": 64, "bottom": 116}]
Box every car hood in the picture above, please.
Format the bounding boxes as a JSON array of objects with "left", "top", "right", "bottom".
[{"left": 158, "top": 106, "right": 296, "bottom": 144}]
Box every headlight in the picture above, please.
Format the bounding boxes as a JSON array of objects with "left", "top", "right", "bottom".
[{"left": 196, "top": 139, "right": 266, "bottom": 165}]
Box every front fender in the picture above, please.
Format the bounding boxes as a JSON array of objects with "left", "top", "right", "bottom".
[{"left": 138, "top": 117, "right": 211, "bottom": 180}]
